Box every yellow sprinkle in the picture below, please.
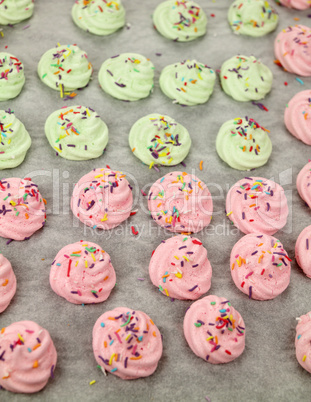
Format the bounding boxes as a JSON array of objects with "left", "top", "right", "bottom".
[
  {"left": 303, "top": 355, "right": 307, "bottom": 362},
  {"left": 125, "top": 333, "right": 131, "bottom": 341},
  {"left": 174, "top": 256, "right": 179, "bottom": 260},
  {"left": 175, "top": 272, "right": 182, "bottom": 278},
  {"left": 94, "top": 174, "right": 103, "bottom": 178},
  {"left": 183, "top": 256, "right": 189, "bottom": 262},
  {"left": 164, "top": 288, "right": 169, "bottom": 296},
  {"left": 226, "top": 211, "right": 233, "bottom": 216},
  {"left": 91, "top": 253, "right": 96, "bottom": 262},
  {"left": 17, "top": 333, "right": 24, "bottom": 343},
  {"left": 89, "top": 380, "right": 96, "bottom": 385},
  {"left": 109, "top": 353, "right": 115, "bottom": 365},
  {"left": 206, "top": 336, "right": 214, "bottom": 341},
  {"left": 149, "top": 161, "right": 154, "bottom": 169},
  {"left": 85, "top": 260, "right": 88, "bottom": 268},
  {"left": 101, "top": 213, "right": 108, "bottom": 222}
]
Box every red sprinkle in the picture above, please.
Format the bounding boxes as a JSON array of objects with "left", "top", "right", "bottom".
[
  {"left": 241, "top": 281, "right": 245, "bottom": 288},
  {"left": 192, "top": 240, "right": 202, "bottom": 245},
  {"left": 130, "top": 211, "right": 137, "bottom": 216},
  {"left": 131, "top": 226, "right": 138, "bottom": 236},
  {"left": 261, "top": 269, "right": 265, "bottom": 275},
  {"left": 67, "top": 259, "right": 72, "bottom": 277},
  {"left": 284, "top": 82, "right": 288, "bottom": 86},
  {"left": 106, "top": 164, "right": 111, "bottom": 169},
  {"left": 225, "top": 350, "right": 232, "bottom": 355}
]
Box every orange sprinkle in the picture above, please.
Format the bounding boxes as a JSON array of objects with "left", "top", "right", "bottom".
[
  {"left": 231, "top": 263, "right": 235, "bottom": 271},
  {"left": 199, "top": 160, "right": 203, "bottom": 171},
  {"left": 215, "top": 336, "right": 218, "bottom": 344},
  {"left": 130, "top": 356, "right": 142, "bottom": 360},
  {"left": 108, "top": 317, "right": 116, "bottom": 320},
  {"left": 32, "top": 344, "right": 41, "bottom": 351},
  {"left": 104, "top": 341, "right": 107, "bottom": 348},
  {"left": 249, "top": 204, "right": 256, "bottom": 208},
  {"left": 198, "top": 181, "right": 203, "bottom": 190},
  {"left": 132, "top": 147, "right": 136, "bottom": 152},
  {"left": 150, "top": 319, "right": 154, "bottom": 325},
  {"left": 2, "top": 279, "right": 8, "bottom": 286},
  {"left": 33, "top": 360, "right": 39, "bottom": 368},
  {"left": 1, "top": 328, "right": 5, "bottom": 334},
  {"left": 152, "top": 331, "right": 156, "bottom": 337},
  {"left": 43, "top": 198, "right": 47, "bottom": 205},
  {"left": 25, "top": 213, "right": 29, "bottom": 219},
  {"left": 104, "top": 276, "right": 109, "bottom": 281},
  {"left": 242, "top": 146, "right": 246, "bottom": 152}
]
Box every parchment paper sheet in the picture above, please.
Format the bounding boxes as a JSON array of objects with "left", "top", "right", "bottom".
[{"left": 1, "top": 1, "right": 311, "bottom": 401}]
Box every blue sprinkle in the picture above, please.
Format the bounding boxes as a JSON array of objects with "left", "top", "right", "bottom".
[
  {"left": 111, "top": 368, "right": 117, "bottom": 372},
  {"left": 296, "top": 77, "right": 304, "bottom": 85},
  {"left": 101, "top": 322, "right": 105, "bottom": 328}
]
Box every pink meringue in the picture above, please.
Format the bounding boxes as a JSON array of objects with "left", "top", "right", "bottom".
[
  {"left": 71, "top": 168, "right": 133, "bottom": 230},
  {"left": 276, "top": 0, "right": 310, "bottom": 10},
  {"left": 0, "top": 321, "right": 57, "bottom": 393},
  {"left": 148, "top": 171, "right": 213, "bottom": 233},
  {"left": 297, "top": 161, "right": 311, "bottom": 209},
  {"left": 296, "top": 312, "right": 311, "bottom": 374},
  {"left": 295, "top": 225, "right": 311, "bottom": 278},
  {"left": 0, "top": 178, "right": 46, "bottom": 241},
  {"left": 183, "top": 295, "right": 245, "bottom": 364},
  {"left": 231, "top": 233, "right": 291, "bottom": 300},
  {"left": 50, "top": 240, "right": 116, "bottom": 304},
  {"left": 0, "top": 254, "right": 16, "bottom": 313},
  {"left": 226, "top": 176, "right": 288, "bottom": 235},
  {"left": 274, "top": 25, "right": 311, "bottom": 77},
  {"left": 93, "top": 307, "right": 163, "bottom": 379},
  {"left": 149, "top": 235, "right": 212, "bottom": 300},
  {"left": 285, "top": 90, "right": 311, "bottom": 145}
]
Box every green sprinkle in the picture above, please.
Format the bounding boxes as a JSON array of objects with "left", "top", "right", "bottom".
[
  {"left": 42, "top": 73, "right": 47, "bottom": 79},
  {"left": 16, "top": 211, "right": 19, "bottom": 216},
  {"left": 211, "top": 302, "right": 216, "bottom": 305},
  {"left": 194, "top": 322, "right": 202, "bottom": 327}
]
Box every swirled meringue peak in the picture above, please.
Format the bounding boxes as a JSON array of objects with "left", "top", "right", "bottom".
[
  {"left": 0, "top": 109, "right": 31, "bottom": 169},
  {"left": 295, "top": 225, "right": 311, "bottom": 278},
  {"left": 0, "top": 321, "right": 57, "bottom": 393},
  {"left": 220, "top": 55, "right": 273, "bottom": 102},
  {"left": 38, "top": 44, "right": 93, "bottom": 93},
  {"left": 231, "top": 233, "right": 291, "bottom": 300},
  {"left": 50, "top": 240, "right": 116, "bottom": 304},
  {"left": 98, "top": 53, "right": 155, "bottom": 101},
  {"left": 228, "top": 0, "right": 279, "bottom": 37},
  {"left": 0, "top": 254, "right": 16, "bottom": 313},
  {"left": 153, "top": 0, "right": 207, "bottom": 42},
  {"left": 93, "top": 307, "right": 163, "bottom": 379},
  {"left": 0, "top": 177, "right": 46, "bottom": 241},
  {"left": 71, "top": 168, "right": 133, "bottom": 230},
  {"left": 297, "top": 161, "right": 311, "bottom": 209},
  {"left": 149, "top": 235, "right": 212, "bottom": 300},
  {"left": 296, "top": 312, "right": 311, "bottom": 374},
  {"left": 148, "top": 171, "right": 213, "bottom": 233},
  {"left": 183, "top": 295, "right": 245, "bottom": 364},
  {"left": 285, "top": 90, "right": 311, "bottom": 145},
  {"left": 276, "top": 0, "right": 310, "bottom": 10},
  {"left": 216, "top": 116, "right": 272, "bottom": 170},
  {"left": 129, "top": 113, "right": 191, "bottom": 167},
  {"left": 226, "top": 176, "right": 288, "bottom": 235},
  {"left": 159, "top": 59, "right": 215, "bottom": 105},
  {"left": 274, "top": 25, "right": 311, "bottom": 77},
  {"left": 45, "top": 105, "right": 108, "bottom": 160},
  {"left": 72, "top": 0, "right": 125, "bottom": 36},
  {"left": 0, "top": 53, "right": 25, "bottom": 101},
  {"left": 0, "top": 0, "right": 34, "bottom": 25}
]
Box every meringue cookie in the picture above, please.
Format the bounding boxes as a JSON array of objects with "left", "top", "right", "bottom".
[
  {"left": 296, "top": 312, "right": 311, "bottom": 374},
  {"left": 149, "top": 235, "right": 212, "bottom": 300},
  {"left": 45, "top": 105, "right": 108, "bottom": 160},
  {"left": 216, "top": 117, "right": 272, "bottom": 170},
  {"left": 284, "top": 90, "right": 311, "bottom": 145},
  {"left": 0, "top": 109, "right": 31, "bottom": 169},
  {"left": 153, "top": 0, "right": 207, "bottom": 42},
  {"left": 297, "top": 161, "right": 311, "bottom": 209},
  {"left": 274, "top": 25, "right": 311, "bottom": 77},
  {"left": 0, "top": 254, "right": 16, "bottom": 313},
  {"left": 0, "top": 178, "right": 46, "bottom": 241},
  {"left": 226, "top": 176, "right": 288, "bottom": 235},
  {"left": 276, "top": 0, "right": 310, "bottom": 10},
  {"left": 0, "top": 52, "right": 25, "bottom": 101},
  {"left": 220, "top": 55, "right": 273, "bottom": 102},
  {"left": 50, "top": 240, "right": 116, "bottom": 304},
  {"left": 159, "top": 60, "right": 215, "bottom": 106},
  {"left": 93, "top": 307, "right": 163, "bottom": 379},
  {"left": 228, "top": 0, "right": 279, "bottom": 37},
  {"left": 98, "top": 53, "right": 155, "bottom": 101},
  {"left": 0, "top": 0, "right": 34, "bottom": 25},
  {"left": 231, "top": 233, "right": 291, "bottom": 300},
  {"left": 183, "top": 295, "right": 245, "bottom": 364},
  {"left": 129, "top": 113, "right": 191, "bottom": 166},
  {"left": 0, "top": 321, "right": 57, "bottom": 393},
  {"left": 148, "top": 171, "right": 213, "bottom": 233},
  {"left": 71, "top": 168, "right": 133, "bottom": 230},
  {"left": 72, "top": 0, "right": 125, "bottom": 36},
  {"left": 295, "top": 225, "right": 311, "bottom": 278},
  {"left": 38, "top": 44, "right": 93, "bottom": 92}
]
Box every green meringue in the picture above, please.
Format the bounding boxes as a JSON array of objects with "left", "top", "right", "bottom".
[
  {"left": 72, "top": 0, "right": 125, "bottom": 36},
  {"left": 228, "top": 0, "right": 279, "bottom": 37},
  {"left": 216, "top": 117, "right": 272, "bottom": 170},
  {"left": 0, "top": 109, "right": 31, "bottom": 169},
  {"left": 98, "top": 53, "right": 155, "bottom": 101},
  {"left": 45, "top": 105, "right": 109, "bottom": 161},
  {"left": 153, "top": 0, "right": 207, "bottom": 42},
  {"left": 0, "top": 0, "right": 34, "bottom": 25},
  {"left": 159, "top": 60, "right": 215, "bottom": 106},
  {"left": 0, "top": 52, "right": 25, "bottom": 101},
  {"left": 220, "top": 55, "right": 273, "bottom": 102},
  {"left": 129, "top": 113, "right": 191, "bottom": 166},
  {"left": 38, "top": 44, "right": 93, "bottom": 92}
]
